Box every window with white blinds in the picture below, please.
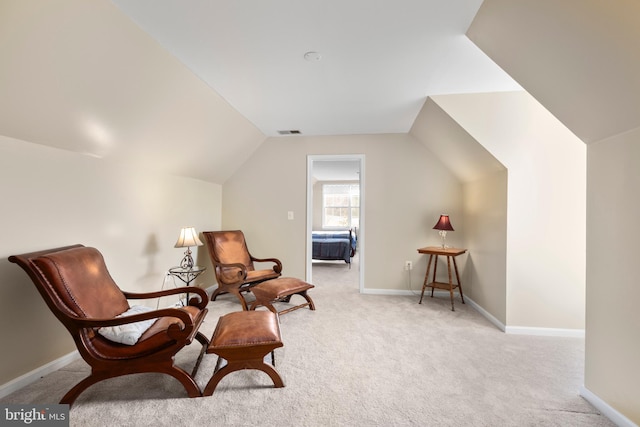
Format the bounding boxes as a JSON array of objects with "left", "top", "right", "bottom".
[{"left": 322, "top": 184, "right": 360, "bottom": 228}]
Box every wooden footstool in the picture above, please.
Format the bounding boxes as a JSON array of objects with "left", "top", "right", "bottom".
[
  {"left": 203, "top": 310, "right": 284, "bottom": 396},
  {"left": 249, "top": 277, "right": 316, "bottom": 315}
]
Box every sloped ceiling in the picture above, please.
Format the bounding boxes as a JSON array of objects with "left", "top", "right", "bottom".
[
  {"left": 410, "top": 97, "right": 505, "bottom": 183},
  {"left": 467, "top": 0, "right": 640, "bottom": 144},
  {"left": 110, "top": 0, "right": 521, "bottom": 137},
  {"left": 0, "top": 0, "right": 523, "bottom": 185},
  {"left": 0, "top": 0, "right": 265, "bottom": 183}
]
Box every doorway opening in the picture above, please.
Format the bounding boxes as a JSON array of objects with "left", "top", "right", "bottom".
[{"left": 306, "top": 154, "right": 364, "bottom": 293}]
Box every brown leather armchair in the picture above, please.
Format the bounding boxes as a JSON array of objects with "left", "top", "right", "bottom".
[
  {"left": 9, "top": 245, "right": 210, "bottom": 406},
  {"left": 202, "top": 230, "right": 282, "bottom": 310}
]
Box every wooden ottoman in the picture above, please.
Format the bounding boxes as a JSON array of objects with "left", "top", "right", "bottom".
[
  {"left": 203, "top": 310, "right": 284, "bottom": 396},
  {"left": 249, "top": 277, "right": 316, "bottom": 315}
]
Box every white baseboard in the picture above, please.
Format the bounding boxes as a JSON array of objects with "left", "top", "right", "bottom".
[
  {"left": 465, "top": 297, "right": 506, "bottom": 332},
  {"left": 468, "top": 298, "right": 585, "bottom": 337},
  {"left": 505, "top": 325, "right": 585, "bottom": 338},
  {"left": 0, "top": 351, "right": 80, "bottom": 399},
  {"left": 361, "top": 288, "right": 416, "bottom": 296},
  {"left": 361, "top": 288, "right": 460, "bottom": 297},
  {"left": 580, "top": 386, "right": 638, "bottom": 427},
  {"left": 362, "top": 288, "right": 585, "bottom": 338}
]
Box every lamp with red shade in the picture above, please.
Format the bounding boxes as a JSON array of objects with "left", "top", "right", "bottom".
[{"left": 433, "top": 214, "right": 454, "bottom": 248}]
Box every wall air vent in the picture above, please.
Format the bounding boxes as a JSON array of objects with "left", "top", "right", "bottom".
[{"left": 277, "top": 130, "right": 302, "bottom": 135}]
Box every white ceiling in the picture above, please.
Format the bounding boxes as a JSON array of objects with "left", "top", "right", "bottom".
[{"left": 110, "top": 0, "right": 521, "bottom": 137}]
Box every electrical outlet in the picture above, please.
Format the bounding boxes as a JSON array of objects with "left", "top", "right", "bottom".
[{"left": 405, "top": 261, "right": 412, "bottom": 270}]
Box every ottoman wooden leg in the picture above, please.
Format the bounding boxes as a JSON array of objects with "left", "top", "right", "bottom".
[
  {"left": 250, "top": 277, "right": 316, "bottom": 315},
  {"left": 203, "top": 358, "right": 284, "bottom": 396},
  {"left": 300, "top": 290, "right": 316, "bottom": 311},
  {"left": 204, "top": 311, "right": 284, "bottom": 396}
]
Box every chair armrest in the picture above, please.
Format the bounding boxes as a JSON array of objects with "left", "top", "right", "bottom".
[
  {"left": 250, "top": 257, "right": 283, "bottom": 274},
  {"left": 215, "top": 262, "right": 248, "bottom": 285},
  {"left": 123, "top": 286, "right": 209, "bottom": 309},
  {"left": 73, "top": 307, "right": 194, "bottom": 331}
]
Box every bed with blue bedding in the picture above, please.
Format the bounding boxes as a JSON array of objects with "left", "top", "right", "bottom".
[{"left": 312, "top": 229, "right": 356, "bottom": 267}]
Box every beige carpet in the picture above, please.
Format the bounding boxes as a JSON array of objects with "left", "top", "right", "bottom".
[{"left": 1, "top": 254, "right": 614, "bottom": 426}]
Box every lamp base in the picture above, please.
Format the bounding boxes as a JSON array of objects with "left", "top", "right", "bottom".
[
  {"left": 439, "top": 230, "right": 448, "bottom": 249},
  {"left": 179, "top": 248, "right": 195, "bottom": 269}
]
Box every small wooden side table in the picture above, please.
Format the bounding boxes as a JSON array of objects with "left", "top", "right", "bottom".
[{"left": 417, "top": 246, "right": 467, "bottom": 311}]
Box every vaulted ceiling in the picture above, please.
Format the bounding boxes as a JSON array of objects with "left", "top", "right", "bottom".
[
  {"left": 109, "top": 0, "right": 520, "bottom": 137},
  {"left": 467, "top": 0, "right": 640, "bottom": 145},
  {"left": 2, "top": 1, "right": 636, "bottom": 185},
  {"left": 0, "top": 0, "right": 520, "bottom": 184}
]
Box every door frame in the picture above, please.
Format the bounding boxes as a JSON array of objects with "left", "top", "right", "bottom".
[{"left": 306, "top": 154, "right": 365, "bottom": 293}]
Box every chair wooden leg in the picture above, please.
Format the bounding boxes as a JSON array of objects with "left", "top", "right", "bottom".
[
  {"left": 60, "top": 373, "right": 110, "bottom": 406},
  {"left": 212, "top": 284, "right": 250, "bottom": 310},
  {"left": 61, "top": 360, "right": 204, "bottom": 407},
  {"left": 210, "top": 286, "right": 222, "bottom": 301},
  {"left": 230, "top": 288, "right": 249, "bottom": 311},
  {"left": 161, "top": 365, "right": 202, "bottom": 398}
]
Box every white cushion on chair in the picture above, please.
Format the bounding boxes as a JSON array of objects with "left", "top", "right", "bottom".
[{"left": 98, "top": 305, "right": 157, "bottom": 345}]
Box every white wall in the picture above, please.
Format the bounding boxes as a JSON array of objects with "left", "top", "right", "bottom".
[
  {"left": 462, "top": 170, "right": 508, "bottom": 324},
  {"left": 411, "top": 97, "right": 508, "bottom": 324},
  {"left": 222, "top": 133, "right": 463, "bottom": 293},
  {"left": 432, "top": 91, "right": 586, "bottom": 330},
  {"left": 0, "top": 134, "right": 222, "bottom": 386},
  {"left": 468, "top": 3, "right": 640, "bottom": 421},
  {"left": 586, "top": 127, "right": 640, "bottom": 422}
]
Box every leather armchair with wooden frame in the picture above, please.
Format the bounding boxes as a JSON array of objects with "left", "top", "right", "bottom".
[
  {"left": 9, "top": 244, "right": 210, "bottom": 406},
  {"left": 202, "top": 230, "right": 282, "bottom": 311}
]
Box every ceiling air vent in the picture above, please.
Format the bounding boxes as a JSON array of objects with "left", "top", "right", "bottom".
[{"left": 277, "top": 130, "right": 302, "bottom": 135}]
